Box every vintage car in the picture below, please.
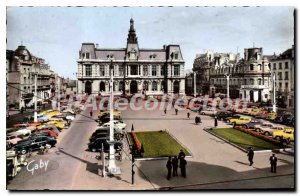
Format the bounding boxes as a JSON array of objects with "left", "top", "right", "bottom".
[
  {"left": 272, "top": 127, "right": 294, "bottom": 141},
  {"left": 88, "top": 137, "right": 122, "bottom": 153},
  {"left": 257, "top": 126, "right": 285, "bottom": 136},
  {"left": 228, "top": 116, "right": 251, "bottom": 126},
  {"left": 200, "top": 108, "right": 217, "bottom": 116},
  {"left": 243, "top": 119, "right": 262, "bottom": 129}
]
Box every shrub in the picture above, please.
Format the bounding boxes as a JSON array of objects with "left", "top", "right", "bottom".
[{"left": 235, "top": 126, "right": 280, "bottom": 145}]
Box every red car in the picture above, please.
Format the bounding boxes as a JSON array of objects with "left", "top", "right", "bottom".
[{"left": 36, "top": 129, "right": 58, "bottom": 138}]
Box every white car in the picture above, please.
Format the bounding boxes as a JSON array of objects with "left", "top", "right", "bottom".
[
  {"left": 15, "top": 128, "right": 31, "bottom": 136},
  {"left": 200, "top": 108, "right": 217, "bottom": 116},
  {"left": 99, "top": 121, "right": 127, "bottom": 132}
]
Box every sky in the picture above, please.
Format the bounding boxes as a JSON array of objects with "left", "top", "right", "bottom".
[{"left": 6, "top": 6, "right": 294, "bottom": 79}]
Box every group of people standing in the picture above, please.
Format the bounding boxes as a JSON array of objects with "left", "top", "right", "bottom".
[
  {"left": 247, "top": 147, "right": 278, "bottom": 173},
  {"left": 166, "top": 149, "right": 187, "bottom": 180}
]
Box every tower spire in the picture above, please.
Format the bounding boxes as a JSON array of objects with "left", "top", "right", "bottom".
[{"left": 127, "top": 18, "right": 138, "bottom": 44}]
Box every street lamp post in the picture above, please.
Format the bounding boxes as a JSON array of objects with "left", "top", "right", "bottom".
[
  {"left": 107, "top": 59, "right": 121, "bottom": 175},
  {"left": 34, "top": 73, "right": 38, "bottom": 122},
  {"left": 272, "top": 72, "right": 277, "bottom": 113},
  {"left": 225, "top": 74, "right": 231, "bottom": 99},
  {"left": 193, "top": 71, "right": 197, "bottom": 97}
]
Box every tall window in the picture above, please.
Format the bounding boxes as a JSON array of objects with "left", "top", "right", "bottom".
[
  {"left": 99, "top": 65, "right": 105, "bottom": 76},
  {"left": 279, "top": 63, "right": 282, "bottom": 69},
  {"left": 119, "top": 81, "right": 123, "bottom": 91},
  {"left": 278, "top": 72, "right": 282, "bottom": 80},
  {"left": 250, "top": 64, "right": 254, "bottom": 71},
  {"left": 258, "top": 78, "right": 262, "bottom": 85},
  {"left": 279, "top": 82, "right": 282, "bottom": 90},
  {"left": 250, "top": 79, "right": 254, "bottom": 85},
  {"left": 160, "top": 65, "right": 164, "bottom": 76},
  {"left": 86, "top": 53, "right": 90, "bottom": 59},
  {"left": 174, "top": 53, "right": 179, "bottom": 59},
  {"left": 152, "top": 65, "right": 157, "bottom": 76},
  {"left": 143, "top": 66, "right": 148, "bottom": 76},
  {"left": 285, "top": 72, "right": 289, "bottom": 80},
  {"left": 119, "top": 66, "right": 124, "bottom": 76},
  {"left": 285, "top": 62, "right": 289, "bottom": 69},
  {"left": 174, "top": 65, "right": 180, "bottom": 76},
  {"left": 144, "top": 81, "right": 149, "bottom": 91},
  {"left": 259, "top": 64, "right": 262, "bottom": 70},
  {"left": 285, "top": 83, "right": 289, "bottom": 89},
  {"left": 85, "top": 65, "right": 92, "bottom": 76},
  {"left": 273, "top": 63, "right": 276, "bottom": 70},
  {"left": 152, "top": 81, "right": 157, "bottom": 91},
  {"left": 130, "top": 65, "right": 138, "bottom": 75}
]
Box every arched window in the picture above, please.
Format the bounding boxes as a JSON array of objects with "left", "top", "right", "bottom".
[
  {"left": 144, "top": 81, "right": 149, "bottom": 91},
  {"left": 152, "top": 81, "right": 157, "bottom": 91},
  {"left": 258, "top": 64, "right": 262, "bottom": 70},
  {"left": 119, "top": 81, "right": 124, "bottom": 92},
  {"left": 258, "top": 78, "right": 262, "bottom": 85}
]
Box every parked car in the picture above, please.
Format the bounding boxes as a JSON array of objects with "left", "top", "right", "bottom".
[
  {"left": 243, "top": 119, "right": 262, "bottom": 129},
  {"left": 36, "top": 130, "right": 58, "bottom": 138},
  {"left": 200, "top": 108, "right": 217, "bottom": 116},
  {"left": 36, "top": 124, "right": 61, "bottom": 134},
  {"left": 36, "top": 113, "right": 50, "bottom": 122},
  {"left": 257, "top": 126, "right": 285, "bottom": 136},
  {"left": 88, "top": 137, "right": 122, "bottom": 152},
  {"left": 46, "top": 119, "right": 65, "bottom": 130},
  {"left": 216, "top": 111, "right": 237, "bottom": 121},
  {"left": 254, "top": 123, "right": 273, "bottom": 132},
  {"left": 228, "top": 116, "right": 252, "bottom": 126},
  {"left": 272, "top": 127, "right": 294, "bottom": 141},
  {"left": 6, "top": 133, "right": 23, "bottom": 145},
  {"left": 15, "top": 136, "right": 57, "bottom": 154},
  {"left": 256, "top": 110, "right": 269, "bottom": 119},
  {"left": 99, "top": 120, "right": 127, "bottom": 131},
  {"left": 15, "top": 128, "right": 32, "bottom": 137}
]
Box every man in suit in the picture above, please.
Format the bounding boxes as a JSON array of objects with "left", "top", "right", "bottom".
[
  {"left": 172, "top": 156, "right": 178, "bottom": 177},
  {"left": 166, "top": 156, "right": 172, "bottom": 180},
  {"left": 269, "top": 154, "right": 278, "bottom": 173},
  {"left": 247, "top": 147, "right": 254, "bottom": 166},
  {"left": 179, "top": 157, "right": 187, "bottom": 178}
]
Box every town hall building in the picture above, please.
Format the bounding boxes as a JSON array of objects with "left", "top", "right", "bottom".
[{"left": 77, "top": 18, "right": 185, "bottom": 96}]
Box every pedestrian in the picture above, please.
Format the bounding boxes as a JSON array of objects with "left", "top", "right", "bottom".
[
  {"left": 247, "top": 147, "right": 254, "bottom": 166},
  {"left": 178, "top": 149, "right": 186, "bottom": 160},
  {"left": 179, "top": 157, "right": 187, "bottom": 178},
  {"left": 90, "top": 110, "right": 93, "bottom": 117},
  {"left": 20, "top": 107, "right": 24, "bottom": 114},
  {"left": 166, "top": 156, "right": 172, "bottom": 180},
  {"left": 198, "top": 107, "right": 202, "bottom": 115},
  {"left": 175, "top": 108, "right": 178, "bottom": 115},
  {"left": 279, "top": 136, "right": 285, "bottom": 148},
  {"left": 269, "top": 154, "right": 278, "bottom": 173},
  {"left": 195, "top": 116, "right": 199, "bottom": 125},
  {"left": 214, "top": 116, "right": 218, "bottom": 127},
  {"left": 187, "top": 112, "right": 190, "bottom": 119},
  {"left": 164, "top": 108, "right": 167, "bottom": 115},
  {"left": 172, "top": 156, "right": 178, "bottom": 177}
]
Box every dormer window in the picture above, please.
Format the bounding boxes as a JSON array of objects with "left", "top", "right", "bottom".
[
  {"left": 150, "top": 54, "right": 157, "bottom": 60},
  {"left": 174, "top": 53, "right": 178, "bottom": 59}
]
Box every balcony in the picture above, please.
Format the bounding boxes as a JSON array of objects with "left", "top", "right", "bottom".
[{"left": 240, "top": 85, "right": 268, "bottom": 89}]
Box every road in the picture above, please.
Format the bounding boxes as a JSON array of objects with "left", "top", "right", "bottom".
[{"left": 7, "top": 106, "right": 98, "bottom": 190}]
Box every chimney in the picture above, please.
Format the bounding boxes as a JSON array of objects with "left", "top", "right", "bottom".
[{"left": 96, "top": 43, "right": 99, "bottom": 48}]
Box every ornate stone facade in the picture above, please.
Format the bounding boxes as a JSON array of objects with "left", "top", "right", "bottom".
[{"left": 77, "top": 19, "right": 185, "bottom": 96}]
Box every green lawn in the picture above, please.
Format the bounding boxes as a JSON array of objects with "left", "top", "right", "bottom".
[
  {"left": 210, "top": 128, "right": 281, "bottom": 151},
  {"left": 127, "top": 131, "right": 190, "bottom": 158}
]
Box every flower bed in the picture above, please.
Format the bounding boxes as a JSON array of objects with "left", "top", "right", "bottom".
[
  {"left": 130, "top": 132, "right": 142, "bottom": 153},
  {"left": 235, "top": 126, "right": 280, "bottom": 145}
]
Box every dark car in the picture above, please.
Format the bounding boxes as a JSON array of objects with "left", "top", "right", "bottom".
[
  {"left": 30, "top": 132, "right": 55, "bottom": 139},
  {"left": 283, "top": 115, "right": 294, "bottom": 126},
  {"left": 216, "top": 111, "right": 235, "bottom": 121},
  {"left": 243, "top": 119, "right": 262, "bottom": 129},
  {"left": 88, "top": 137, "right": 123, "bottom": 153},
  {"left": 15, "top": 136, "right": 57, "bottom": 154}
]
